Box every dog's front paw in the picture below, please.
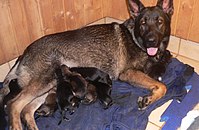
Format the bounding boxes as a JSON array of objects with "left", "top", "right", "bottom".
[{"left": 137, "top": 96, "right": 152, "bottom": 110}]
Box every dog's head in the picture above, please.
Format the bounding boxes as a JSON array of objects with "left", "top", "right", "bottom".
[{"left": 127, "top": 0, "right": 174, "bottom": 56}]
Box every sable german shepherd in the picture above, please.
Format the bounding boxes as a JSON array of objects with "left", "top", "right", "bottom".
[{"left": 0, "top": 0, "right": 173, "bottom": 129}]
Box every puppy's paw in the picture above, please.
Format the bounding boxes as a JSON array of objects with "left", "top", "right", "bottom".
[
  {"left": 137, "top": 96, "right": 152, "bottom": 110},
  {"left": 36, "top": 105, "right": 53, "bottom": 116},
  {"left": 100, "top": 96, "right": 113, "bottom": 109},
  {"left": 104, "top": 97, "right": 113, "bottom": 109}
]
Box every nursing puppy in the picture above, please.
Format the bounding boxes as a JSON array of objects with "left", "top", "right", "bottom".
[
  {"left": 1, "top": 0, "right": 174, "bottom": 129},
  {"left": 37, "top": 66, "right": 112, "bottom": 117},
  {"left": 36, "top": 88, "right": 57, "bottom": 117},
  {"left": 70, "top": 67, "right": 112, "bottom": 108},
  {"left": 55, "top": 66, "right": 82, "bottom": 125},
  {"left": 61, "top": 65, "right": 98, "bottom": 104},
  {"left": 144, "top": 50, "right": 172, "bottom": 80}
]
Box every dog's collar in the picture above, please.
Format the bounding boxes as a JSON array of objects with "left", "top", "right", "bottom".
[{"left": 132, "top": 30, "right": 146, "bottom": 52}]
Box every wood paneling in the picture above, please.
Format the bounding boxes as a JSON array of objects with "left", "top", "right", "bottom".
[
  {"left": 23, "top": 0, "right": 44, "bottom": 42},
  {"left": 142, "top": 0, "right": 156, "bottom": 6},
  {"left": 0, "top": 0, "right": 104, "bottom": 64},
  {"left": 39, "top": 0, "right": 55, "bottom": 35},
  {"left": 51, "top": 0, "right": 66, "bottom": 32},
  {"left": 1, "top": 0, "right": 199, "bottom": 65},
  {"left": 8, "top": 0, "right": 31, "bottom": 54},
  {"left": 170, "top": 0, "right": 180, "bottom": 35},
  {"left": 84, "top": 0, "right": 103, "bottom": 24},
  {"left": 175, "top": 0, "right": 195, "bottom": 39},
  {"left": 188, "top": 0, "right": 199, "bottom": 42},
  {"left": 64, "top": 0, "right": 86, "bottom": 30},
  {"left": 103, "top": 0, "right": 129, "bottom": 20},
  {"left": 0, "top": 1, "right": 19, "bottom": 63}
]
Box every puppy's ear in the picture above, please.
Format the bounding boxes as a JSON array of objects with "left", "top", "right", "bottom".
[
  {"left": 60, "top": 65, "right": 71, "bottom": 76},
  {"left": 127, "top": 0, "right": 144, "bottom": 18},
  {"left": 157, "top": 0, "right": 174, "bottom": 16}
]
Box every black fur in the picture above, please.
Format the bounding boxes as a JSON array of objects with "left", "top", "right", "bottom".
[
  {"left": 3, "top": 79, "right": 22, "bottom": 109},
  {"left": 70, "top": 67, "right": 112, "bottom": 108},
  {"left": 37, "top": 66, "right": 113, "bottom": 119}
]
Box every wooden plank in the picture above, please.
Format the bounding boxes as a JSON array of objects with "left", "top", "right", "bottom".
[
  {"left": 23, "top": 0, "right": 43, "bottom": 42},
  {"left": 103, "top": 0, "right": 129, "bottom": 20},
  {"left": 102, "top": 0, "right": 112, "bottom": 17},
  {"left": 0, "top": 1, "right": 19, "bottom": 64},
  {"left": 142, "top": 0, "right": 157, "bottom": 6},
  {"left": 0, "top": 46, "right": 6, "bottom": 65},
  {"left": 175, "top": 0, "right": 195, "bottom": 39},
  {"left": 64, "top": 0, "right": 77, "bottom": 30},
  {"left": 170, "top": 0, "right": 180, "bottom": 35},
  {"left": 84, "top": 0, "right": 103, "bottom": 24},
  {"left": 112, "top": 0, "right": 129, "bottom": 20},
  {"left": 38, "top": 0, "right": 54, "bottom": 35},
  {"left": 64, "top": 0, "right": 86, "bottom": 30},
  {"left": 8, "top": 0, "right": 31, "bottom": 54},
  {"left": 51, "top": 0, "right": 66, "bottom": 32},
  {"left": 188, "top": 0, "right": 199, "bottom": 43}
]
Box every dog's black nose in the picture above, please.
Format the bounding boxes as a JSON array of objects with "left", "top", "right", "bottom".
[{"left": 148, "top": 37, "right": 156, "bottom": 42}]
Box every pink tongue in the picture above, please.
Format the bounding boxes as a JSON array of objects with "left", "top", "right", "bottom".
[{"left": 147, "top": 48, "right": 158, "bottom": 56}]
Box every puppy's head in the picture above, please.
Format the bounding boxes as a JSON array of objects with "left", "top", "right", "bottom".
[
  {"left": 81, "top": 83, "right": 97, "bottom": 104},
  {"left": 69, "top": 74, "right": 87, "bottom": 99}
]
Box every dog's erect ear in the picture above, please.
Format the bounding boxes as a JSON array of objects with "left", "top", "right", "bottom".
[
  {"left": 127, "top": 0, "right": 144, "bottom": 18},
  {"left": 157, "top": 0, "right": 174, "bottom": 16}
]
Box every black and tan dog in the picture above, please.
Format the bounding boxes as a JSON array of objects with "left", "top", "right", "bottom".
[{"left": 0, "top": 0, "right": 173, "bottom": 129}]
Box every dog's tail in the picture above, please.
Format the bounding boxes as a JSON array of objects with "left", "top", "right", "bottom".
[{"left": 0, "top": 56, "right": 21, "bottom": 105}]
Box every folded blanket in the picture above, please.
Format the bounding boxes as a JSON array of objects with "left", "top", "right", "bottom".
[
  {"left": 0, "top": 58, "right": 194, "bottom": 130},
  {"left": 161, "top": 72, "right": 199, "bottom": 130}
]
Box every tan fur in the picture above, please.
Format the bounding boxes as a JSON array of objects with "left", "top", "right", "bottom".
[
  {"left": 119, "top": 69, "right": 166, "bottom": 104},
  {"left": 7, "top": 79, "right": 56, "bottom": 130},
  {"left": 21, "top": 93, "right": 48, "bottom": 130}
]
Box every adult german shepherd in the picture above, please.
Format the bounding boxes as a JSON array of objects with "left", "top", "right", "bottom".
[{"left": 0, "top": 0, "right": 173, "bottom": 129}]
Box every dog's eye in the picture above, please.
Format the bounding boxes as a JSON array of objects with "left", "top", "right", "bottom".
[
  {"left": 140, "top": 20, "right": 146, "bottom": 25},
  {"left": 158, "top": 19, "right": 163, "bottom": 24}
]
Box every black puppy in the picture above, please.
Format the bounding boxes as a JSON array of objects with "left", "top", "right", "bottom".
[
  {"left": 36, "top": 65, "right": 83, "bottom": 119},
  {"left": 36, "top": 88, "right": 57, "bottom": 117},
  {"left": 55, "top": 66, "right": 113, "bottom": 125},
  {"left": 145, "top": 50, "right": 172, "bottom": 80},
  {"left": 89, "top": 81, "right": 112, "bottom": 109},
  {"left": 56, "top": 65, "right": 112, "bottom": 109},
  {"left": 55, "top": 66, "right": 82, "bottom": 124},
  {"left": 37, "top": 66, "right": 113, "bottom": 119},
  {"left": 70, "top": 67, "right": 112, "bottom": 108}
]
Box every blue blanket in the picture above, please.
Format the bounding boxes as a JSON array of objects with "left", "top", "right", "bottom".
[
  {"left": 0, "top": 58, "right": 195, "bottom": 130},
  {"left": 161, "top": 72, "right": 199, "bottom": 130}
]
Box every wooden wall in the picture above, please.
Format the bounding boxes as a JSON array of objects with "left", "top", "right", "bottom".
[
  {"left": 0, "top": 0, "right": 104, "bottom": 64},
  {"left": 0, "top": 0, "right": 199, "bottom": 65}
]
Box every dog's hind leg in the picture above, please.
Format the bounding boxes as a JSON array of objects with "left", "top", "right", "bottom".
[
  {"left": 7, "top": 79, "right": 56, "bottom": 130},
  {"left": 119, "top": 69, "right": 167, "bottom": 110},
  {"left": 21, "top": 93, "right": 48, "bottom": 130}
]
